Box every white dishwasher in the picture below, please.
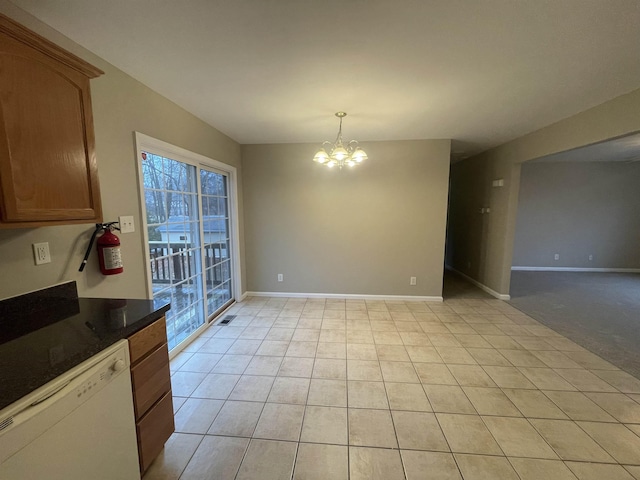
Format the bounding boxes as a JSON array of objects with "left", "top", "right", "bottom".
[{"left": 0, "top": 339, "right": 141, "bottom": 480}]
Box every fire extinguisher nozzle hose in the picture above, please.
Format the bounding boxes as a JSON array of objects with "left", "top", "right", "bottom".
[{"left": 78, "top": 224, "right": 104, "bottom": 272}]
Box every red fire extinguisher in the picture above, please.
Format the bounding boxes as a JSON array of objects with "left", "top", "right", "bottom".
[
  {"left": 97, "top": 225, "right": 124, "bottom": 275},
  {"left": 79, "top": 222, "right": 124, "bottom": 275}
]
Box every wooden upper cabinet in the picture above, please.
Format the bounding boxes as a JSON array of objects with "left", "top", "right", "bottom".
[{"left": 0, "top": 14, "right": 104, "bottom": 227}]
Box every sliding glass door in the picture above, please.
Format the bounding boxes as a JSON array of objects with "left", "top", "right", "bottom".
[
  {"left": 139, "top": 140, "right": 236, "bottom": 350},
  {"left": 201, "top": 167, "right": 233, "bottom": 315}
]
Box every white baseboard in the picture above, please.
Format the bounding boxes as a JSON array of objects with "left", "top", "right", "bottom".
[
  {"left": 239, "top": 291, "right": 249, "bottom": 301},
  {"left": 245, "top": 291, "right": 443, "bottom": 302},
  {"left": 511, "top": 266, "right": 640, "bottom": 273},
  {"left": 447, "top": 267, "right": 511, "bottom": 301}
]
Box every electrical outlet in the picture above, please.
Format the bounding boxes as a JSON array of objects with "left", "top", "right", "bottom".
[
  {"left": 119, "top": 215, "right": 135, "bottom": 233},
  {"left": 277, "top": 274, "right": 284, "bottom": 282},
  {"left": 554, "top": 254, "right": 560, "bottom": 260},
  {"left": 33, "top": 242, "right": 51, "bottom": 265},
  {"left": 589, "top": 255, "right": 593, "bottom": 261},
  {"left": 410, "top": 276, "right": 417, "bottom": 286}
]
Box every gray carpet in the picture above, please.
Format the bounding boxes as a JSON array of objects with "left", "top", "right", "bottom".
[{"left": 508, "top": 271, "right": 640, "bottom": 378}]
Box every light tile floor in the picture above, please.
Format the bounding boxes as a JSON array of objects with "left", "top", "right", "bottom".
[{"left": 143, "top": 297, "right": 640, "bottom": 480}]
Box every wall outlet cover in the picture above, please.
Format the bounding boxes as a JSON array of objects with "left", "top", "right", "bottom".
[{"left": 33, "top": 242, "right": 51, "bottom": 265}]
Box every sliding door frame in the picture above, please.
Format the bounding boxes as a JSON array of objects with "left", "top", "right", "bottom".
[{"left": 134, "top": 132, "right": 243, "bottom": 334}]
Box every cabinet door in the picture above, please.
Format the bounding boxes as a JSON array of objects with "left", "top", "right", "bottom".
[{"left": 0, "top": 23, "right": 102, "bottom": 225}]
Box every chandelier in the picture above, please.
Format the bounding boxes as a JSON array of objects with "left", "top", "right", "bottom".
[{"left": 313, "top": 112, "right": 368, "bottom": 169}]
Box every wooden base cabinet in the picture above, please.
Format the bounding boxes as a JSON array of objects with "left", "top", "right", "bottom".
[{"left": 128, "top": 317, "right": 174, "bottom": 474}]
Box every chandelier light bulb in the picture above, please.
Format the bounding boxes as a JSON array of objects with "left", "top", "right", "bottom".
[
  {"left": 331, "top": 146, "right": 348, "bottom": 161},
  {"left": 313, "top": 149, "right": 329, "bottom": 164},
  {"left": 312, "top": 112, "right": 368, "bottom": 170},
  {"left": 352, "top": 148, "right": 368, "bottom": 163}
]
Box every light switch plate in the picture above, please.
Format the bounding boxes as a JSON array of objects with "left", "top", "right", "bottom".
[{"left": 119, "top": 215, "right": 135, "bottom": 233}]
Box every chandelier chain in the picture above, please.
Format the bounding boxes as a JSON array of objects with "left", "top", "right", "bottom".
[{"left": 336, "top": 116, "right": 343, "bottom": 145}]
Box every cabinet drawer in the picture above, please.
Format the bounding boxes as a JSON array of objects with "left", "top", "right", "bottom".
[
  {"left": 136, "top": 390, "right": 174, "bottom": 474},
  {"left": 131, "top": 343, "right": 171, "bottom": 419},
  {"left": 129, "top": 317, "right": 167, "bottom": 364}
]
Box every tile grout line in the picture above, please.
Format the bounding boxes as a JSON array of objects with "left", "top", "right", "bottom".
[{"left": 174, "top": 432, "right": 207, "bottom": 480}]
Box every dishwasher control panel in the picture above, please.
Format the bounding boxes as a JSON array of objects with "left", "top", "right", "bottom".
[{"left": 76, "top": 350, "right": 127, "bottom": 401}]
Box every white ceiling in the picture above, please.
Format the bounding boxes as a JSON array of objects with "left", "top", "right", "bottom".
[{"left": 10, "top": 0, "right": 640, "bottom": 157}]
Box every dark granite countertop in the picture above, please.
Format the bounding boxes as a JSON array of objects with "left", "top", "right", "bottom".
[{"left": 0, "top": 282, "right": 170, "bottom": 411}]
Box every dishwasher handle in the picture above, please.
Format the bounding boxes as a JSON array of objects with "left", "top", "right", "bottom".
[
  {"left": 30, "top": 380, "right": 71, "bottom": 407},
  {"left": 1, "top": 378, "right": 74, "bottom": 432}
]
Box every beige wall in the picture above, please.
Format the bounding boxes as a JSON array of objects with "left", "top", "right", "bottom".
[
  {"left": 448, "top": 87, "right": 640, "bottom": 296},
  {"left": 0, "top": 2, "right": 244, "bottom": 300},
  {"left": 242, "top": 140, "right": 451, "bottom": 298},
  {"left": 513, "top": 161, "right": 640, "bottom": 269}
]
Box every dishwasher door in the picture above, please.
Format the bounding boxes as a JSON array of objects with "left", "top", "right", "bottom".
[{"left": 0, "top": 339, "right": 141, "bottom": 480}]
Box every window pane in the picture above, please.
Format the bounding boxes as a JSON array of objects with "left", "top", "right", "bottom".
[
  {"left": 200, "top": 170, "right": 214, "bottom": 195},
  {"left": 217, "top": 197, "right": 228, "bottom": 218},
  {"left": 163, "top": 157, "right": 189, "bottom": 192},
  {"left": 145, "top": 190, "right": 166, "bottom": 224},
  {"left": 142, "top": 153, "right": 163, "bottom": 190}
]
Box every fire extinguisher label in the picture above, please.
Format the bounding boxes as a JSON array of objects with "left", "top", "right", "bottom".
[{"left": 103, "top": 247, "right": 123, "bottom": 270}]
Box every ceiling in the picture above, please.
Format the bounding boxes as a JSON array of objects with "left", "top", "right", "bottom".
[
  {"left": 10, "top": 0, "right": 640, "bottom": 157},
  {"left": 529, "top": 132, "right": 640, "bottom": 163}
]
